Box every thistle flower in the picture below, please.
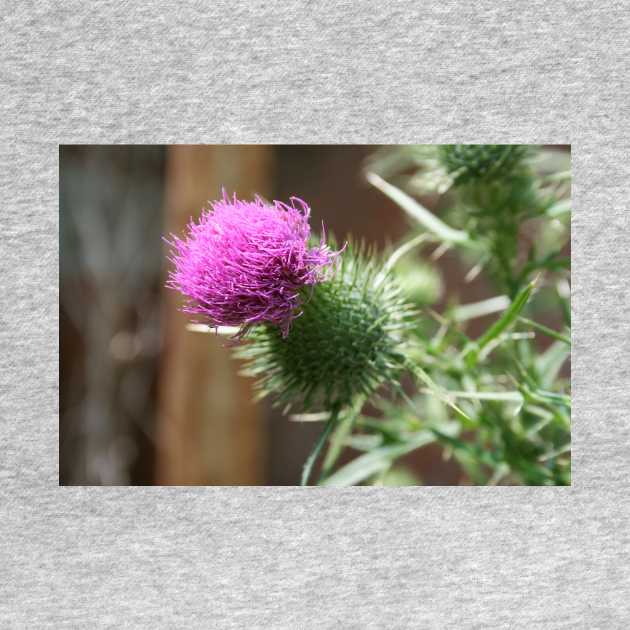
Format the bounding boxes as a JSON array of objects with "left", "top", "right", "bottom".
[
  {"left": 438, "top": 144, "right": 530, "bottom": 185},
  {"left": 237, "top": 244, "right": 416, "bottom": 412},
  {"left": 166, "top": 193, "right": 336, "bottom": 336}
]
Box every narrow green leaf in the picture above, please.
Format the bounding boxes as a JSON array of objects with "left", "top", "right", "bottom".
[
  {"left": 536, "top": 340, "right": 570, "bottom": 388},
  {"left": 380, "top": 233, "right": 431, "bottom": 279},
  {"left": 430, "top": 429, "right": 495, "bottom": 484},
  {"left": 538, "top": 443, "right": 571, "bottom": 462},
  {"left": 343, "top": 434, "right": 383, "bottom": 452},
  {"left": 413, "top": 366, "right": 475, "bottom": 425},
  {"left": 518, "top": 316, "right": 571, "bottom": 345},
  {"left": 452, "top": 295, "right": 510, "bottom": 322},
  {"left": 419, "top": 389, "right": 524, "bottom": 416},
  {"left": 300, "top": 409, "right": 339, "bottom": 486},
  {"left": 366, "top": 172, "right": 474, "bottom": 246},
  {"left": 320, "top": 431, "right": 434, "bottom": 487},
  {"left": 320, "top": 397, "right": 366, "bottom": 478},
  {"left": 546, "top": 199, "right": 571, "bottom": 218},
  {"left": 533, "top": 390, "right": 571, "bottom": 407},
  {"left": 464, "top": 280, "right": 536, "bottom": 366}
]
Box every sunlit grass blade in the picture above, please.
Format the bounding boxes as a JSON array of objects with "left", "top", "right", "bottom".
[{"left": 320, "top": 431, "right": 434, "bottom": 487}]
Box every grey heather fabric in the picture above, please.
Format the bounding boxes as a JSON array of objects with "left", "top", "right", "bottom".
[{"left": 1, "top": 1, "right": 628, "bottom": 627}]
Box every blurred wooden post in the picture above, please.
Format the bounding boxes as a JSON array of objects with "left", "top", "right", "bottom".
[{"left": 156, "top": 146, "right": 273, "bottom": 484}]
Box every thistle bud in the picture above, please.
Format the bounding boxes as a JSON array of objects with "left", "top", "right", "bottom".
[
  {"left": 237, "top": 245, "right": 416, "bottom": 411},
  {"left": 438, "top": 144, "right": 530, "bottom": 185}
]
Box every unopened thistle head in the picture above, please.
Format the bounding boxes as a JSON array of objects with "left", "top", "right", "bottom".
[
  {"left": 438, "top": 144, "right": 530, "bottom": 185},
  {"left": 166, "top": 193, "right": 337, "bottom": 336},
  {"left": 237, "top": 244, "right": 416, "bottom": 411}
]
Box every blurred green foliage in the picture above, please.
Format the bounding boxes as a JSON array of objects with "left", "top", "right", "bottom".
[{"left": 322, "top": 144, "right": 571, "bottom": 486}]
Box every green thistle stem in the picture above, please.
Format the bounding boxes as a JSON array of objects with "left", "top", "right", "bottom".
[
  {"left": 491, "top": 214, "right": 519, "bottom": 297},
  {"left": 300, "top": 405, "right": 341, "bottom": 486},
  {"left": 319, "top": 396, "right": 366, "bottom": 482}
]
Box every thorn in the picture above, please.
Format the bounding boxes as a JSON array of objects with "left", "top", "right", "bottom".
[{"left": 431, "top": 242, "right": 451, "bottom": 261}]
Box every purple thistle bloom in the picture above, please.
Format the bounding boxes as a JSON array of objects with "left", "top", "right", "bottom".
[{"left": 166, "top": 192, "right": 338, "bottom": 336}]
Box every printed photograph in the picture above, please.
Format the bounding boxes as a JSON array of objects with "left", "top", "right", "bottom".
[{"left": 60, "top": 145, "right": 571, "bottom": 486}]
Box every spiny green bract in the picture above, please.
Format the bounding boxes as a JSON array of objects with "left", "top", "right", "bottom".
[
  {"left": 236, "top": 245, "right": 416, "bottom": 412},
  {"left": 438, "top": 144, "right": 530, "bottom": 185}
]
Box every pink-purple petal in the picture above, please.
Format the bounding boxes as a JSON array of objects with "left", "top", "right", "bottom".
[{"left": 166, "top": 193, "right": 338, "bottom": 335}]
